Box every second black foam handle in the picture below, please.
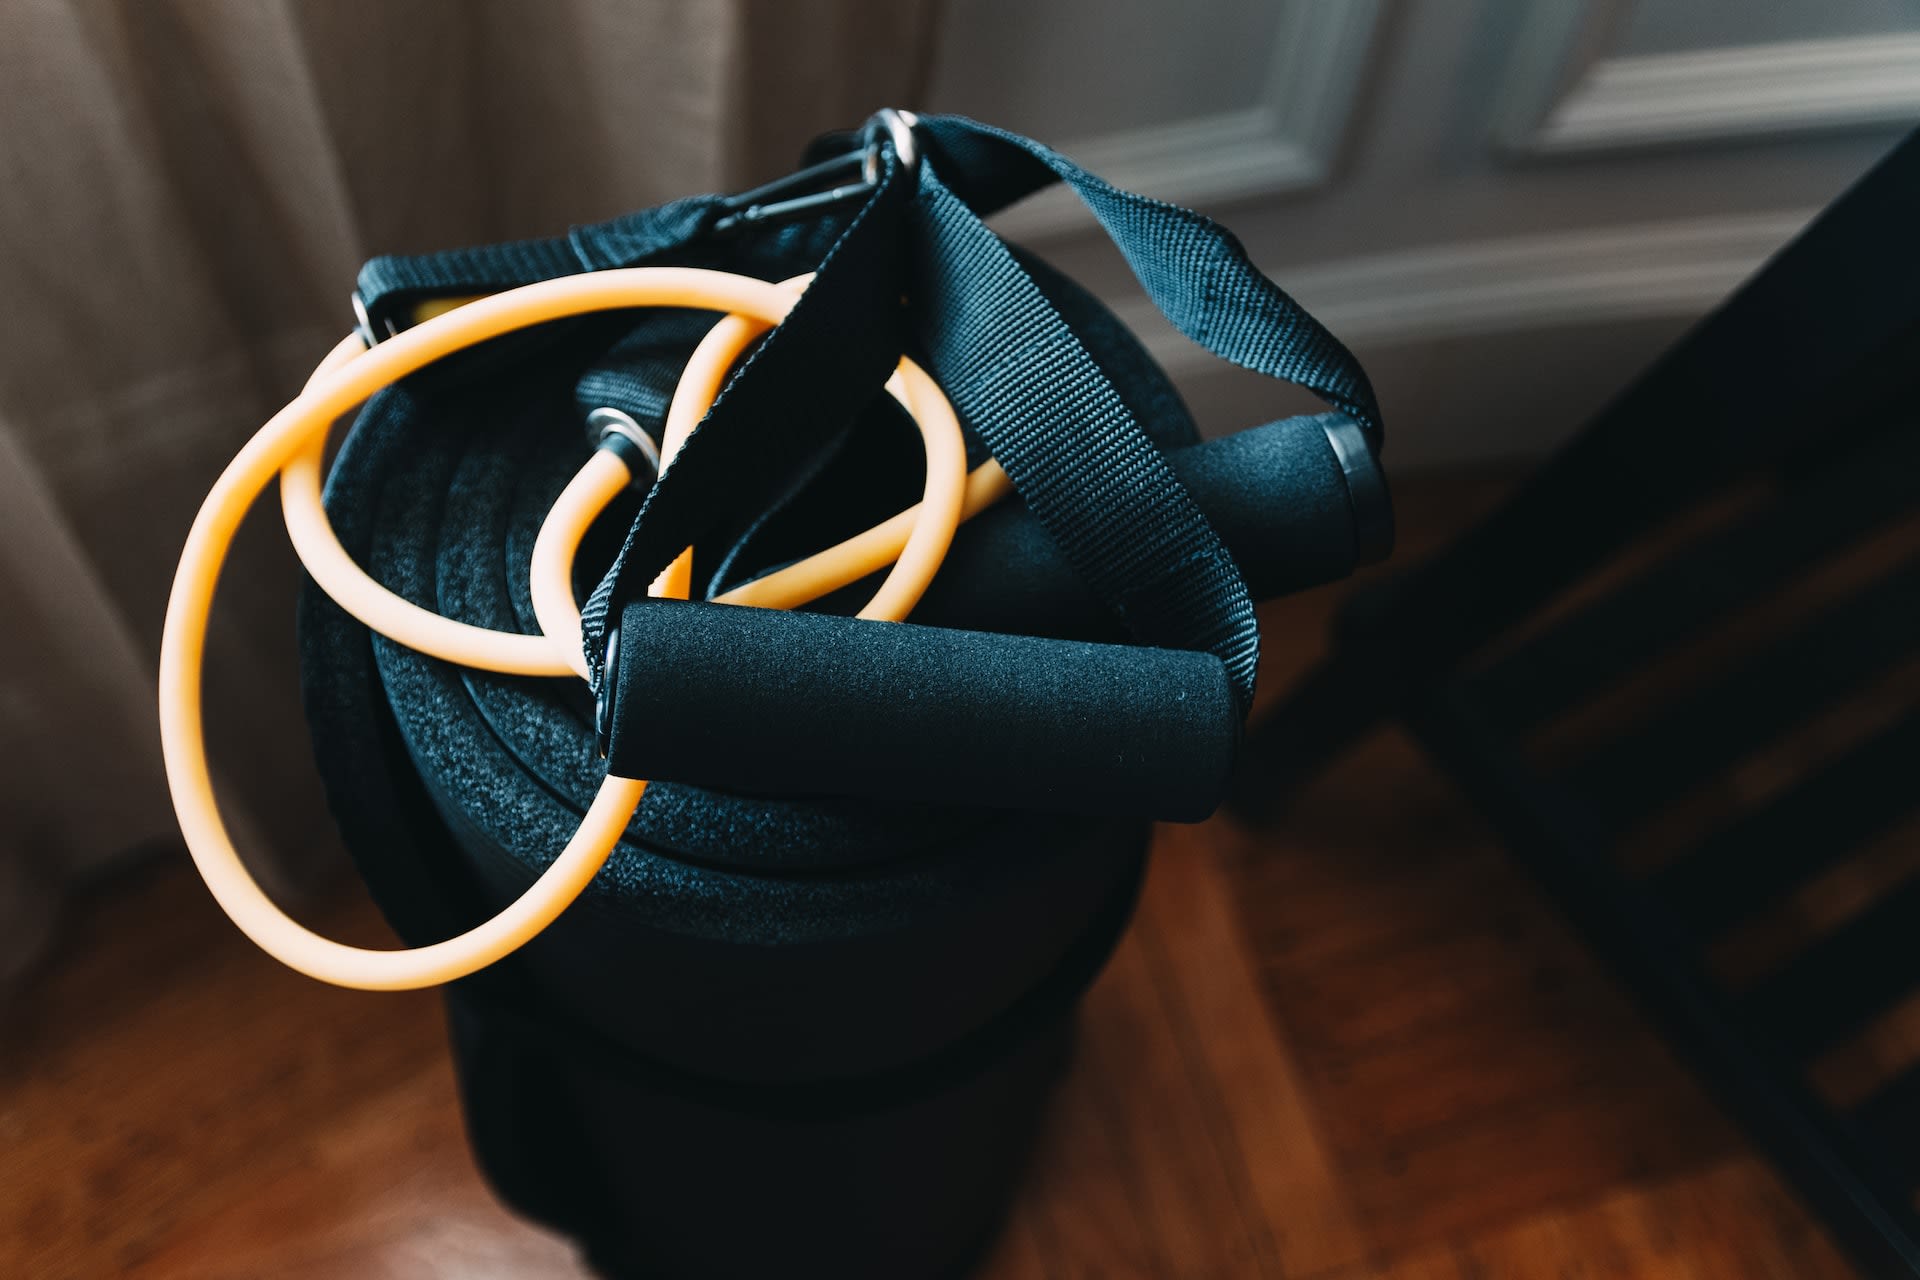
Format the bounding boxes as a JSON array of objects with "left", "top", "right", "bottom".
[
  {"left": 799, "top": 412, "right": 1391, "bottom": 641},
  {"left": 605, "top": 599, "right": 1239, "bottom": 822}
]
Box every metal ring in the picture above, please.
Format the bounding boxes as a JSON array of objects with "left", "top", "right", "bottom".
[
  {"left": 862, "top": 108, "right": 920, "bottom": 184},
  {"left": 586, "top": 406, "right": 663, "bottom": 482}
]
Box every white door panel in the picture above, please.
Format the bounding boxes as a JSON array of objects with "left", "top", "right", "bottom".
[{"left": 923, "top": 0, "right": 1919, "bottom": 464}]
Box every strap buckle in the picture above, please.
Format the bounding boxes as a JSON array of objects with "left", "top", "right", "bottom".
[
  {"left": 710, "top": 108, "right": 918, "bottom": 236},
  {"left": 351, "top": 288, "right": 397, "bottom": 349}
]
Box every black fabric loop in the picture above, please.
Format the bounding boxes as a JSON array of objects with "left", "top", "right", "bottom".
[
  {"left": 906, "top": 162, "right": 1261, "bottom": 712},
  {"left": 356, "top": 235, "right": 589, "bottom": 338},
  {"left": 916, "top": 116, "right": 1382, "bottom": 449},
  {"left": 353, "top": 197, "right": 727, "bottom": 336},
  {"left": 575, "top": 149, "right": 914, "bottom": 682}
]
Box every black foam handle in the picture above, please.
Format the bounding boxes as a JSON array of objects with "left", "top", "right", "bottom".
[
  {"left": 605, "top": 600, "right": 1240, "bottom": 822},
  {"left": 799, "top": 412, "right": 1392, "bottom": 640}
]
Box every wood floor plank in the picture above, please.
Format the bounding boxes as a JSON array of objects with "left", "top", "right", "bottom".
[
  {"left": 1233, "top": 675, "right": 1752, "bottom": 1260},
  {"left": 983, "top": 933, "right": 1171, "bottom": 1278},
  {"left": 1077, "top": 915, "right": 1265, "bottom": 1277},
  {"left": 118, "top": 1063, "right": 586, "bottom": 1280},
  {"left": 1135, "top": 821, "right": 1369, "bottom": 1279},
  {"left": 0, "top": 864, "right": 460, "bottom": 1279},
  {"left": 1315, "top": 1159, "right": 1853, "bottom": 1280}
]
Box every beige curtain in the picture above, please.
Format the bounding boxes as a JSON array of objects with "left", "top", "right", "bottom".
[{"left": 0, "top": 0, "right": 937, "bottom": 987}]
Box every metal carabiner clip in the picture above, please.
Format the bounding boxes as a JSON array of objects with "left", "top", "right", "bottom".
[{"left": 710, "top": 108, "right": 919, "bottom": 236}]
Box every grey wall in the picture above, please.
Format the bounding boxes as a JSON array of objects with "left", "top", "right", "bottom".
[{"left": 924, "top": 0, "right": 1920, "bottom": 465}]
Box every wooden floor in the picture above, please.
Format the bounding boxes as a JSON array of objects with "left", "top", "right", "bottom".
[{"left": 0, "top": 472, "right": 1860, "bottom": 1279}]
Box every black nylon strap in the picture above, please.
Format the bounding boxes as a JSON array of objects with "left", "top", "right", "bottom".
[
  {"left": 915, "top": 117, "right": 1382, "bottom": 449},
  {"left": 356, "top": 235, "right": 584, "bottom": 333},
  {"left": 576, "top": 153, "right": 914, "bottom": 667},
  {"left": 354, "top": 197, "right": 725, "bottom": 336},
  {"left": 907, "top": 162, "right": 1261, "bottom": 710}
]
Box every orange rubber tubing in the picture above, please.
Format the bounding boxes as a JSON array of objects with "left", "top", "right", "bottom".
[{"left": 162, "top": 268, "right": 978, "bottom": 989}]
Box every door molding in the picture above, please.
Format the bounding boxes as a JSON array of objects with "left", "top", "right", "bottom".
[
  {"left": 992, "top": 0, "right": 1382, "bottom": 239},
  {"left": 1498, "top": 3, "right": 1920, "bottom": 155},
  {"left": 1111, "top": 209, "right": 1813, "bottom": 371}
]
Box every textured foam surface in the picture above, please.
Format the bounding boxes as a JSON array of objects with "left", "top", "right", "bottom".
[{"left": 606, "top": 601, "right": 1239, "bottom": 821}]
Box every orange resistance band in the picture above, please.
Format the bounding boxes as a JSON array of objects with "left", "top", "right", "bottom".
[{"left": 162, "top": 267, "right": 1009, "bottom": 990}]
